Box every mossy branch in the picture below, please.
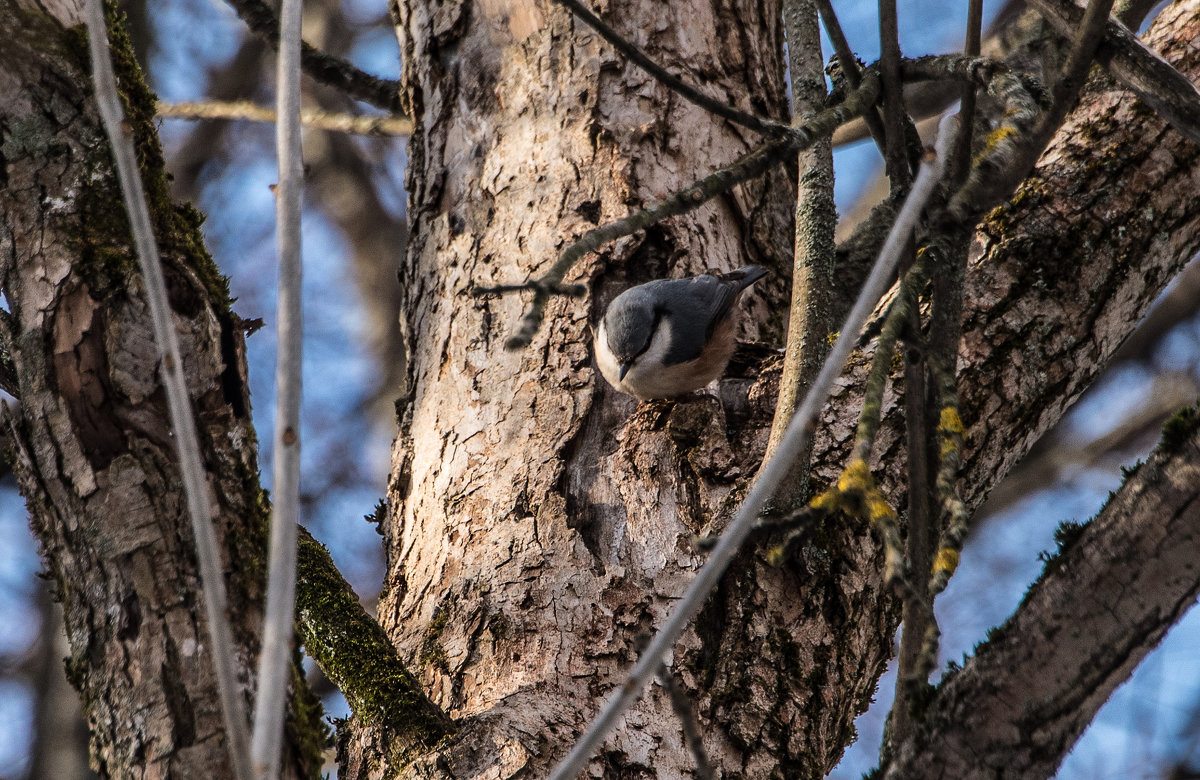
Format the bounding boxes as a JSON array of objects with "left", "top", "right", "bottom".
[{"left": 296, "top": 530, "right": 453, "bottom": 755}]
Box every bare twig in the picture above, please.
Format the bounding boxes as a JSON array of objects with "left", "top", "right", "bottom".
[
  {"left": 1028, "top": 0, "right": 1200, "bottom": 145},
  {"left": 85, "top": 3, "right": 252, "bottom": 779},
  {"left": 814, "top": 0, "right": 888, "bottom": 155},
  {"left": 477, "top": 136, "right": 792, "bottom": 348},
  {"left": 157, "top": 100, "right": 413, "bottom": 136},
  {"left": 249, "top": 0, "right": 304, "bottom": 771},
  {"left": 918, "top": 0, "right": 982, "bottom": 661},
  {"left": 878, "top": 0, "right": 914, "bottom": 187},
  {"left": 949, "top": 0, "right": 984, "bottom": 184},
  {"left": 547, "top": 115, "right": 959, "bottom": 780},
  {"left": 222, "top": 0, "right": 403, "bottom": 114},
  {"left": 875, "top": 7, "right": 930, "bottom": 744},
  {"left": 552, "top": 0, "right": 788, "bottom": 136}
]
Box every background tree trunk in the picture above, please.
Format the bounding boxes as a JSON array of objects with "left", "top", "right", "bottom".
[{"left": 0, "top": 1, "right": 323, "bottom": 776}]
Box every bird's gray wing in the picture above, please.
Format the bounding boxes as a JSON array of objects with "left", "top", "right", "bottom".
[{"left": 658, "top": 275, "right": 743, "bottom": 365}]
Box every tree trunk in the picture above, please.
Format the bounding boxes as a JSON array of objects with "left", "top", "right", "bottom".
[
  {"left": 343, "top": 0, "right": 1200, "bottom": 777},
  {"left": 0, "top": 1, "right": 323, "bottom": 776}
]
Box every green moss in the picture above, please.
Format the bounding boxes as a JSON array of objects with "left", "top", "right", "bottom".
[
  {"left": 289, "top": 644, "right": 333, "bottom": 776},
  {"left": 296, "top": 533, "right": 453, "bottom": 758},
  {"left": 61, "top": 5, "right": 232, "bottom": 312},
  {"left": 1036, "top": 520, "right": 1087, "bottom": 571},
  {"left": 1161, "top": 402, "right": 1200, "bottom": 453},
  {"left": 419, "top": 600, "right": 452, "bottom": 673}
]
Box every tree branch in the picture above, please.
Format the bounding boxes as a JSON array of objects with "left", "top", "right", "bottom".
[
  {"left": 295, "top": 529, "right": 452, "bottom": 751},
  {"left": 221, "top": 0, "right": 403, "bottom": 114},
  {"left": 250, "top": 0, "right": 304, "bottom": 767},
  {"left": 885, "top": 405, "right": 1200, "bottom": 779},
  {"left": 85, "top": 3, "right": 252, "bottom": 777},
  {"left": 765, "top": 0, "right": 836, "bottom": 504},
  {"left": 1028, "top": 0, "right": 1200, "bottom": 145},
  {"left": 157, "top": 100, "right": 413, "bottom": 136}
]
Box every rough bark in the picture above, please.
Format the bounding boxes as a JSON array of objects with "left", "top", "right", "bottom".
[
  {"left": 352, "top": 0, "right": 1200, "bottom": 777},
  {"left": 370, "top": 0, "right": 799, "bottom": 776},
  {"left": 0, "top": 1, "right": 322, "bottom": 776}
]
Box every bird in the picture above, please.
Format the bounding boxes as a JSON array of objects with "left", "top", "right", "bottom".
[{"left": 594, "top": 265, "right": 768, "bottom": 400}]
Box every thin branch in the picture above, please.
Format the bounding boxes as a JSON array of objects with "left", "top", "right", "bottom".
[
  {"left": 157, "top": 100, "right": 413, "bottom": 136},
  {"left": 814, "top": 0, "right": 888, "bottom": 155},
  {"left": 875, "top": 6, "right": 930, "bottom": 744},
  {"left": 878, "top": 0, "right": 913, "bottom": 187},
  {"left": 84, "top": 3, "right": 252, "bottom": 779},
  {"left": 222, "top": 0, "right": 403, "bottom": 114},
  {"left": 546, "top": 115, "right": 959, "bottom": 780},
  {"left": 552, "top": 0, "right": 789, "bottom": 136},
  {"left": 249, "top": 0, "right": 303, "bottom": 769},
  {"left": 477, "top": 137, "right": 792, "bottom": 348},
  {"left": 949, "top": 0, "right": 984, "bottom": 184},
  {"left": 1028, "top": 0, "right": 1200, "bottom": 145},
  {"left": 919, "top": 0, "right": 983, "bottom": 653}
]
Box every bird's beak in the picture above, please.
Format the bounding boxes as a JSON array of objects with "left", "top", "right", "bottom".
[{"left": 619, "top": 362, "right": 632, "bottom": 381}]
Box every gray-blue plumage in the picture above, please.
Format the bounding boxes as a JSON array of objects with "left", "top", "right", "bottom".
[{"left": 595, "top": 265, "right": 767, "bottom": 399}]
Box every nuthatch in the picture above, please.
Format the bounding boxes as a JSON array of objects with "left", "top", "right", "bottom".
[{"left": 594, "top": 265, "right": 768, "bottom": 400}]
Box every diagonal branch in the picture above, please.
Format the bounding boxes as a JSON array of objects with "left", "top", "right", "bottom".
[
  {"left": 1028, "top": 0, "right": 1200, "bottom": 145},
  {"left": 884, "top": 406, "right": 1200, "bottom": 780},
  {"left": 296, "top": 529, "right": 452, "bottom": 749},
  {"left": 85, "top": 3, "right": 253, "bottom": 778},
  {"left": 222, "top": 0, "right": 403, "bottom": 113}
]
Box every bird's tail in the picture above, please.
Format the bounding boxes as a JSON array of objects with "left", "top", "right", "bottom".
[{"left": 722, "top": 265, "right": 768, "bottom": 290}]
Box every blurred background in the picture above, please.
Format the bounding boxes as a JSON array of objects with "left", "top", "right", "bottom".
[{"left": 0, "top": 0, "right": 1196, "bottom": 776}]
